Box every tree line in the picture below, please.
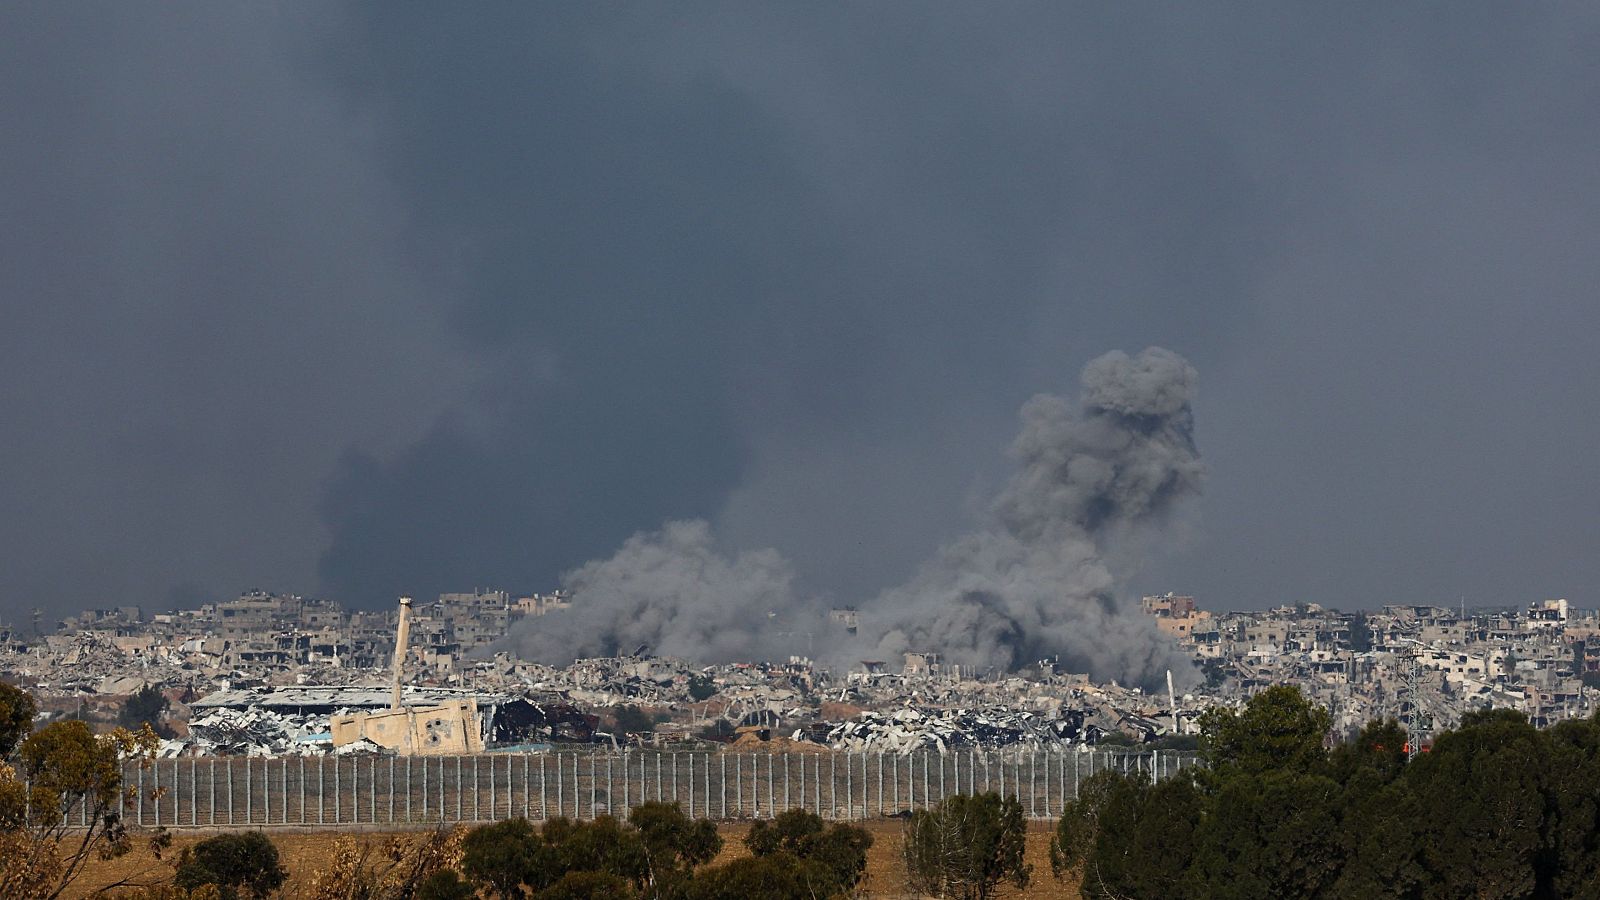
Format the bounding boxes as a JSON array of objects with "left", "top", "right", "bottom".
[{"left": 1055, "top": 685, "right": 1600, "bottom": 899}]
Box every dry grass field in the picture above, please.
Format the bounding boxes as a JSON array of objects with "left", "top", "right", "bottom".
[{"left": 66, "top": 820, "right": 1082, "bottom": 899}]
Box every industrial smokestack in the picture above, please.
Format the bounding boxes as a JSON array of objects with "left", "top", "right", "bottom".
[
  {"left": 391, "top": 596, "right": 413, "bottom": 711},
  {"left": 1167, "top": 669, "right": 1179, "bottom": 735}
]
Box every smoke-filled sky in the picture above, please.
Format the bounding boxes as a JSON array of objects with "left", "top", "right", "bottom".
[{"left": 3, "top": 4, "right": 1598, "bottom": 626}]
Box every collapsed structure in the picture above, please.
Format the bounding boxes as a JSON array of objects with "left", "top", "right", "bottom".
[{"left": 329, "top": 597, "right": 482, "bottom": 755}]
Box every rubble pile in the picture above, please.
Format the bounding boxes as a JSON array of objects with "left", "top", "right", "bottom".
[
  {"left": 183, "top": 708, "right": 333, "bottom": 757},
  {"left": 811, "top": 706, "right": 1102, "bottom": 754}
]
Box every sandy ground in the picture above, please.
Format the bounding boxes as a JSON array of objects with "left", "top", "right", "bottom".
[{"left": 66, "top": 820, "right": 1081, "bottom": 899}]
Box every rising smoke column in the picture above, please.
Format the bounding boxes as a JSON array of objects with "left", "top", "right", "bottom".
[
  {"left": 509, "top": 347, "right": 1202, "bottom": 685},
  {"left": 858, "top": 347, "right": 1203, "bottom": 684},
  {"left": 510, "top": 519, "right": 810, "bottom": 665}
]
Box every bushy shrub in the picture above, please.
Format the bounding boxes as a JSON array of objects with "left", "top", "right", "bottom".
[
  {"left": 174, "top": 831, "right": 286, "bottom": 900},
  {"left": 742, "top": 808, "right": 872, "bottom": 896},
  {"left": 904, "top": 793, "right": 1029, "bottom": 900},
  {"left": 460, "top": 803, "right": 722, "bottom": 898},
  {"left": 535, "top": 869, "right": 637, "bottom": 899},
  {"left": 462, "top": 817, "right": 551, "bottom": 898},
  {"left": 416, "top": 868, "right": 477, "bottom": 900}
]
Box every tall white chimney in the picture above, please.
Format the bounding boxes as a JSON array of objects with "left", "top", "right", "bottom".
[{"left": 391, "top": 596, "right": 413, "bottom": 711}]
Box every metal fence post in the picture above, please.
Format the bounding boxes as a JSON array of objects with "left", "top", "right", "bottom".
[
  {"left": 813, "top": 754, "right": 821, "bottom": 813},
  {"left": 830, "top": 752, "right": 837, "bottom": 819},
  {"left": 908, "top": 749, "right": 921, "bottom": 807},
  {"left": 923, "top": 752, "right": 930, "bottom": 810},
  {"left": 844, "top": 752, "right": 851, "bottom": 820},
  {"left": 1041, "top": 752, "right": 1049, "bottom": 816},
  {"left": 1029, "top": 752, "right": 1037, "bottom": 818},
  {"left": 798, "top": 753, "right": 806, "bottom": 813}
]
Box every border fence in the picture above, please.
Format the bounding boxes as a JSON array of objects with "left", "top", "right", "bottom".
[{"left": 106, "top": 749, "right": 1198, "bottom": 829}]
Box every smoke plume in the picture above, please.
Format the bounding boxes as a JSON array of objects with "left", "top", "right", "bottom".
[
  {"left": 511, "top": 519, "right": 813, "bottom": 665},
  {"left": 508, "top": 347, "right": 1201, "bottom": 683}
]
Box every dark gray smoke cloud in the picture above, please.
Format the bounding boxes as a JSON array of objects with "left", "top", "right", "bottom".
[
  {"left": 6, "top": 6, "right": 1600, "bottom": 626},
  {"left": 862, "top": 348, "right": 1201, "bottom": 683},
  {"left": 514, "top": 519, "right": 806, "bottom": 665},
  {"left": 513, "top": 348, "right": 1198, "bottom": 684}
]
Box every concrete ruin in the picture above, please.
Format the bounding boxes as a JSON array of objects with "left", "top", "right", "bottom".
[{"left": 329, "top": 597, "right": 483, "bottom": 755}]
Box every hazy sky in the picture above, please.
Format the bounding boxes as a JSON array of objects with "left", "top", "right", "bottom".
[{"left": 3, "top": 4, "right": 1597, "bottom": 623}]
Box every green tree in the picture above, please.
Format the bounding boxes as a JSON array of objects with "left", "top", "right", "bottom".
[
  {"left": 628, "top": 802, "right": 720, "bottom": 891},
  {"left": 542, "top": 815, "right": 650, "bottom": 887},
  {"left": 743, "top": 809, "right": 872, "bottom": 897},
  {"left": 1, "top": 714, "right": 161, "bottom": 899},
  {"left": 119, "top": 684, "right": 172, "bottom": 738},
  {"left": 1054, "top": 771, "right": 1202, "bottom": 900},
  {"left": 0, "top": 681, "right": 36, "bottom": 757},
  {"left": 462, "top": 817, "right": 551, "bottom": 898},
  {"left": 682, "top": 855, "right": 811, "bottom": 900},
  {"left": 416, "top": 869, "right": 477, "bottom": 900},
  {"left": 535, "top": 870, "right": 636, "bottom": 899},
  {"left": 745, "top": 808, "right": 827, "bottom": 857},
  {"left": 1404, "top": 709, "right": 1549, "bottom": 899},
  {"left": 1185, "top": 770, "right": 1343, "bottom": 900},
  {"left": 904, "top": 792, "right": 1030, "bottom": 900},
  {"left": 174, "top": 831, "right": 287, "bottom": 900},
  {"left": 1198, "top": 685, "right": 1330, "bottom": 778},
  {"left": 1544, "top": 714, "right": 1600, "bottom": 899}
]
